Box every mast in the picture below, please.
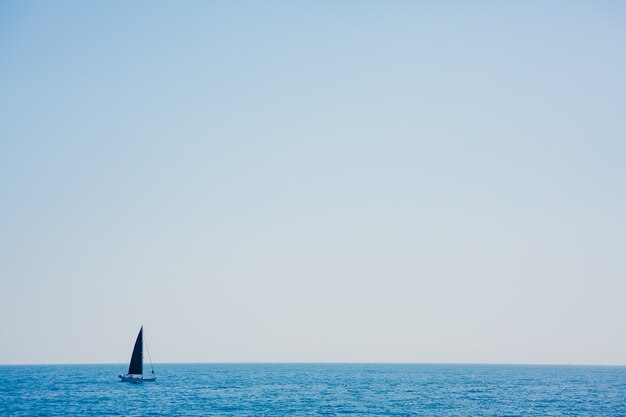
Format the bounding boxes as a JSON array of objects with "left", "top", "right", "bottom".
[{"left": 128, "top": 326, "right": 143, "bottom": 375}]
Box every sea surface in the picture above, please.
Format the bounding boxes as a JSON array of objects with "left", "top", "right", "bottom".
[{"left": 1, "top": 364, "right": 625, "bottom": 416}]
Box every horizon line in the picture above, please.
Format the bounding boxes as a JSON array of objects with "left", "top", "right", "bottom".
[{"left": 1, "top": 361, "right": 624, "bottom": 367}]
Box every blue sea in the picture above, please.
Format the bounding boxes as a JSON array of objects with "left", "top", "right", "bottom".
[{"left": 1, "top": 364, "right": 625, "bottom": 416}]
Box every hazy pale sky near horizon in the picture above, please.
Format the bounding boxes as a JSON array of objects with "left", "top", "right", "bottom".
[{"left": 1, "top": 1, "right": 625, "bottom": 365}]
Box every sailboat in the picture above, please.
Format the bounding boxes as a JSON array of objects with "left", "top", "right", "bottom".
[{"left": 119, "top": 325, "right": 156, "bottom": 383}]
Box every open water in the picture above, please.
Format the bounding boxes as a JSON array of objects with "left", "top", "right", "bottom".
[{"left": 1, "top": 364, "right": 625, "bottom": 416}]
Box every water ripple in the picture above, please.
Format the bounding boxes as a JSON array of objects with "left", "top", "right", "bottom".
[{"left": 0, "top": 364, "right": 625, "bottom": 416}]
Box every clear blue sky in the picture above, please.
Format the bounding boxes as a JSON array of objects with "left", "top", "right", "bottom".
[{"left": 1, "top": 1, "right": 625, "bottom": 365}]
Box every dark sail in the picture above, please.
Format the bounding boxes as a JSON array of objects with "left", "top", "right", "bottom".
[{"left": 128, "top": 326, "right": 143, "bottom": 375}]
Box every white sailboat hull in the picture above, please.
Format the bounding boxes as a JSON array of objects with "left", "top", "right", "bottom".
[{"left": 119, "top": 374, "right": 157, "bottom": 383}]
